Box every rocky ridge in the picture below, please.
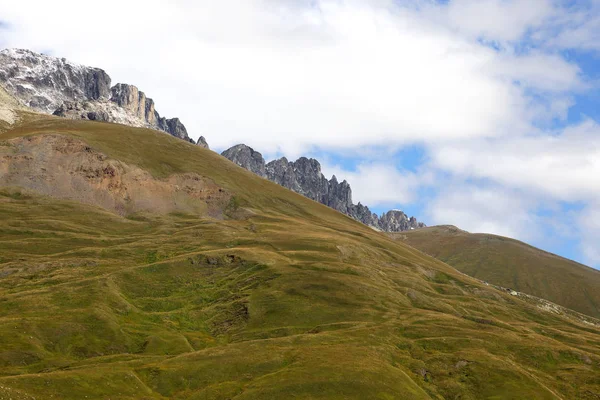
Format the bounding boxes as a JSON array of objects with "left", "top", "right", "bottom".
[
  {"left": 0, "top": 48, "right": 208, "bottom": 148},
  {"left": 222, "top": 144, "right": 424, "bottom": 232}
]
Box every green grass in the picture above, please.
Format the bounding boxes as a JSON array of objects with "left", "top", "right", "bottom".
[
  {"left": 0, "top": 117, "right": 599, "bottom": 399},
  {"left": 393, "top": 225, "right": 600, "bottom": 319}
]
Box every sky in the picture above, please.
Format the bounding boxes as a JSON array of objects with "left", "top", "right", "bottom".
[{"left": 0, "top": 0, "right": 599, "bottom": 267}]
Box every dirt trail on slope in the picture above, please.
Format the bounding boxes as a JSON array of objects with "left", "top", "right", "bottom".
[{"left": 0, "top": 134, "right": 230, "bottom": 217}]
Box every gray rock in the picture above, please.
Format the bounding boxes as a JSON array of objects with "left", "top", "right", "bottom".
[
  {"left": 328, "top": 175, "right": 352, "bottom": 212},
  {"left": 0, "top": 49, "right": 111, "bottom": 113},
  {"left": 196, "top": 136, "right": 210, "bottom": 149},
  {"left": 221, "top": 144, "right": 267, "bottom": 177},
  {"left": 52, "top": 100, "right": 110, "bottom": 122},
  {"left": 84, "top": 69, "right": 112, "bottom": 100},
  {"left": 379, "top": 210, "right": 425, "bottom": 232},
  {"left": 266, "top": 157, "right": 301, "bottom": 192},
  {"left": 292, "top": 157, "right": 331, "bottom": 204},
  {"left": 110, "top": 83, "right": 153, "bottom": 122},
  {"left": 87, "top": 110, "right": 111, "bottom": 122},
  {"left": 159, "top": 117, "right": 192, "bottom": 142},
  {"left": 221, "top": 144, "right": 425, "bottom": 232},
  {"left": 349, "top": 203, "right": 380, "bottom": 228}
]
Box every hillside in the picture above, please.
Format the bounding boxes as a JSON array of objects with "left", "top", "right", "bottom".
[
  {"left": 393, "top": 225, "right": 600, "bottom": 319},
  {"left": 0, "top": 113, "right": 599, "bottom": 399}
]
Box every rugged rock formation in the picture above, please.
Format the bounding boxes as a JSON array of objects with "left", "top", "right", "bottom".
[
  {"left": 196, "top": 136, "right": 210, "bottom": 149},
  {"left": 222, "top": 144, "right": 425, "bottom": 232},
  {"left": 379, "top": 211, "right": 424, "bottom": 232},
  {"left": 110, "top": 83, "right": 157, "bottom": 124},
  {"left": 53, "top": 100, "right": 111, "bottom": 122},
  {"left": 222, "top": 144, "right": 267, "bottom": 177},
  {"left": 0, "top": 49, "right": 205, "bottom": 146},
  {"left": 348, "top": 202, "right": 381, "bottom": 228},
  {"left": 0, "top": 49, "right": 111, "bottom": 113},
  {"left": 161, "top": 117, "right": 192, "bottom": 142}
]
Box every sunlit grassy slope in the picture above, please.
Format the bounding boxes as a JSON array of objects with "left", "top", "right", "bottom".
[
  {"left": 1, "top": 116, "right": 600, "bottom": 399},
  {"left": 393, "top": 225, "right": 600, "bottom": 320}
]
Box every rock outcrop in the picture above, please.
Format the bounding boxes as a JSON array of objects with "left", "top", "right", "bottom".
[
  {"left": 160, "top": 117, "right": 191, "bottom": 142},
  {"left": 0, "top": 49, "right": 205, "bottom": 146},
  {"left": 379, "top": 211, "right": 424, "bottom": 232},
  {"left": 221, "top": 144, "right": 425, "bottom": 232},
  {"left": 196, "top": 136, "right": 210, "bottom": 149},
  {"left": 110, "top": 83, "right": 157, "bottom": 124},
  {"left": 222, "top": 144, "right": 267, "bottom": 177},
  {"left": 52, "top": 100, "right": 111, "bottom": 122}
]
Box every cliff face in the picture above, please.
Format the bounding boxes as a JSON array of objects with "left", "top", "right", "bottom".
[
  {"left": 0, "top": 49, "right": 203, "bottom": 145},
  {"left": 221, "top": 144, "right": 424, "bottom": 232},
  {"left": 222, "top": 144, "right": 268, "bottom": 177},
  {"left": 0, "top": 49, "right": 111, "bottom": 112},
  {"left": 110, "top": 83, "right": 157, "bottom": 125}
]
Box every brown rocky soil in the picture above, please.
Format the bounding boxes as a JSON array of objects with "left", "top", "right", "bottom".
[{"left": 0, "top": 134, "right": 230, "bottom": 217}]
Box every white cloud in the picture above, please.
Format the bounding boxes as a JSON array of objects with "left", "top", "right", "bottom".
[
  {"left": 578, "top": 204, "right": 600, "bottom": 265},
  {"left": 489, "top": 52, "right": 584, "bottom": 93},
  {"left": 430, "top": 119, "right": 600, "bottom": 202},
  {"left": 426, "top": 118, "right": 600, "bottom": 266},
  {"left": 546, "top": 5, "right": 600, "bottom": 51},
  {"left": 0, "top": 0, "right": 582, "bottom": 154},
  {"left": 426, "top": 184, "right": 541, "bottom": 240},
  {"left": 320, "top": 161, "right": 429, "bottom": 206},
  {"left": 428, "top": 0, "right": 556, "bottom": 43}
]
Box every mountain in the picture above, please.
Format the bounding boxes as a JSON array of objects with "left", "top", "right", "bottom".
[
  {"left": 0, "top": 48, "right": 421, "bottom": 231},
  {"left": 222, "top": 143, "right": 425, "bottom": 232},
  {"left": 0, "top": 48, "right": 209, "bottom": 148},
  {"left": 0, "top": 92, "right": 599, "bottom": 398},
  {"left": 393, "top": 225, "right": 600, "bottom": 319}
]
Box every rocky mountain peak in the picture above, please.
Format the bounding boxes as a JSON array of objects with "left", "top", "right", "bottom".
[
  {"left": 0, "top": 48, "right": 206, "bottom": 147},
  {"left": 110, "top": 83, "right": 155, "bottom": 124},
  {"left": 295, "top": 157, "right": 322, "bottom": 174},
  {"left": 221, "top": 144, "right": 267, "bottom": 177},
  {"left": 0, "top": 48, "right": 111, "bottom": 112},
  {"left": 161, "top": 117, "right": 190, "bottom": 142},
  {"left": 196, "top": 136, "right": 210, "bottom": 149},
  {"left": 379, "top": 210, "right": 425, "bottom": 232}
]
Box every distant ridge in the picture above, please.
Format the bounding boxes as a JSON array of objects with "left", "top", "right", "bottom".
[
  {"left": 394, "top": 225, "right": 600, "bottom": 319},
  {"left": 222, "top": 143, "right": 425, "bottom": 232}
]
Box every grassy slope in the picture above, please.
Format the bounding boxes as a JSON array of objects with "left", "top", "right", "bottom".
[
  {"left": 393, "top": 225, "right": 600, "bottom": 319},
  {"left": 0, "top": 117, "right": 599, "bottom": 399}
]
